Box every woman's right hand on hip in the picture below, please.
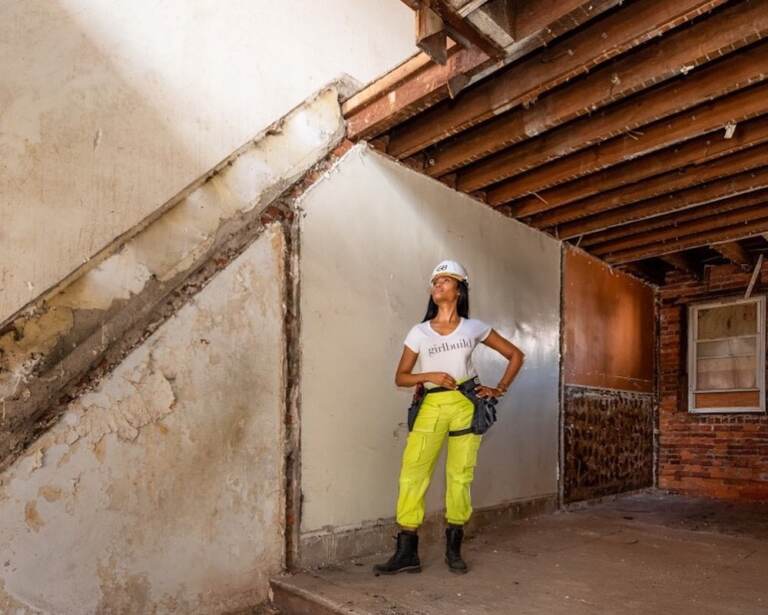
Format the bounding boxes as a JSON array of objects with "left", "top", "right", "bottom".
[{"left": 426, "top": 372, "right": 457, "bottom": 389}]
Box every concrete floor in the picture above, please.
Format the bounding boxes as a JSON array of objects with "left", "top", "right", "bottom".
[{"left": 272, "top": 491, "right": 768, "bottom": 614}]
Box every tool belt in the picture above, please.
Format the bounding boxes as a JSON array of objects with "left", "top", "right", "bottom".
[{"left": 406, "top": 376, "right": 498, "bottom": 437}]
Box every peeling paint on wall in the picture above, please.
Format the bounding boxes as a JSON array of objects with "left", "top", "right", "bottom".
[
  {"left": 0, "top": 227, "right": 286, "bottom": 613},
  {"left": 0, "top": 85, "right": 345, "bottom": 472}
]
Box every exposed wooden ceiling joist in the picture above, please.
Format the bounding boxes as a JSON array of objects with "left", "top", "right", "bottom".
[
  {"left": 530, "top": 141, "right": 768, "bottom": 228},
  {"left": 387, "top": 0, "right": 729, "bottom": 159},
  {"left": 425, "top": 0, "right": 765, "bottom": 179},
  {"left": 555, "top": 167, "right": 768, "bottom": 239},
  {"left": 466, "top": 41, "right": 768, "bottom": 196},
  {"left": 659, "top": 253, "right": 703, "bottom": 280},
  {"left": 712, "top": 241, "right": 754, "bottom": 270},
  {"left": 590, "top": 203, "right": 768, "bottom": 257},
  {"left": 601, "top": 206, "right": 768, "bottom": 264},
  {"left": 344, "top": 0, "right": 619, "bottom": 140},
  {"left": 495, "top": 84, "right": 768, "bottom": 206},
  {"left": 505, "top": 112, "right": 768, "bottom": 218},
  {"left": 578, "top": 189, "right": 768, "bottom": 248}
]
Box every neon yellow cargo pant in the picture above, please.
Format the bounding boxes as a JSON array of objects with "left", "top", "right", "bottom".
[{"left": 396, "top": 389, "right": 482, "bottom": 528}]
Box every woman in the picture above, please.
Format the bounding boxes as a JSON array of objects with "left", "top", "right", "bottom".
[{"left": 374, "top": 260, "right": 525, "bottom": 576}]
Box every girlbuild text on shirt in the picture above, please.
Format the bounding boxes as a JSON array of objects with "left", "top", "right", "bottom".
[{"left": 426, "top": 337, "right": 472, "bottom": 358}]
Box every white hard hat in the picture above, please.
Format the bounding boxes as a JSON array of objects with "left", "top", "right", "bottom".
[{"left": 430, "top": 260, "right": 469, "bottom": 286}]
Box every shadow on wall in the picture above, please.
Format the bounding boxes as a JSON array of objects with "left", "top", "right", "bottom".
[{"left": 0, "top": 0, "right": 197, "bottom": 322}]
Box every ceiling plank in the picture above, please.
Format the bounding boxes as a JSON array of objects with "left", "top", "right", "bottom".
[
  {"left": 555, "top": 166, "right": 768, "bottom": 239},
  {"left": 579, "top": 189, "right": 768, "bottom": 248},
  {"left": 528, "top": 141, "right": 768, "bottom": 228},
  {"left": 591, "top": 203, "right": 768, "bottom": 257},
  {"left": 590, "top": 203, "right": 768, "bottom": 262},
  {"left": 712, "top": 241, "right": 754, "bottom": 269},
  {"left": 506, "top": 114, "right": 768, "bottom": 218},
  {"left": 426, "top": 0, "right": 766, "bottom": 178},
  {"left": 461, "top": 40, "right": 768, "bottom": 195},
  {"left": 344, "top": 0, "right": 618, "bottom": 140},
  {"left": 493, "top": 86, "right": 768, "bottom": 209},
  {"left": 386, "top": 0, "right": 727, "bottom": 158},
  {"left": 593, "top": 204, "right": 768, "bottom": 258},
  {"left": 604, "top": 214, "right": 768, "bottom": 265}
]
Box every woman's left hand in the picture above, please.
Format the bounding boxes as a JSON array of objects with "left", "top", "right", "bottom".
[{"left": 474, "top": 385, "right": 503, "bottom": 399}]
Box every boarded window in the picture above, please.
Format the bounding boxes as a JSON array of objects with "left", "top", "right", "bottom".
[{"left": 688, "top": 296, "right": 765, "bottom": 413}]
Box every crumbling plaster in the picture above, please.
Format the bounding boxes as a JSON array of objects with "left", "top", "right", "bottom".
[
  {"left": 0, "top": 86, "right": 345, "bottom": 471},
  {"left": 0, "top": 226, "right": 287, "bottom": 614}
]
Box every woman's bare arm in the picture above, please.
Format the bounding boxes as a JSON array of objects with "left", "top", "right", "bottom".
[
  {"left": 395, "top": 347, "right": 457, "bottom": 389},
  {"left": 476, "top": 329, "right": 525, "bottom": 398}
]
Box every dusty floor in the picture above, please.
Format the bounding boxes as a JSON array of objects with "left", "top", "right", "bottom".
[{"left": 274, "top": 491, "right": 768, "bottom": 614}]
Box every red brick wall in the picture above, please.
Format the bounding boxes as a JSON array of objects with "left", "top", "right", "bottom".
[{"left": 659, "top": 262, "right": 768, "bottom": 501}]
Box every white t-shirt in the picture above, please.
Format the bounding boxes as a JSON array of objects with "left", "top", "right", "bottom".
[{"left": 403, "top": 317, "right": 492, "bottom": 389}]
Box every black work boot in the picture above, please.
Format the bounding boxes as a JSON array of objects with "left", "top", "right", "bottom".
[
  {"left": 373, "top": 531, "right": 422, "bottom": 575},
  {"left": 445, "top": 526, "right": 468, "bottom": 574}
]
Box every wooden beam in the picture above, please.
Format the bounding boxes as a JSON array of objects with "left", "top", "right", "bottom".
[
  {"left": 659, "top": 253, "right": 702, "bottom": 280},
  {"left": 344, "top": 0, "right": 618, "bottom": 140},
  {"left": 579, "top": 189, "right": 768, "bottom": 248},
  {"left": 487, "top": 84, "right": 768, "bottom": 207},
  {"left": 711, "top": 241, "right": 754, "bottom": 270},
  {"left": 463, "top": 40, "right": 768, "bottom": 195},
  {"left": 429, "top": 0, "right": 507, "bottom": 59},
  {"left": 386, "top": 0, "right": 727, "bottom": 159},
  {"left": 416, "top": 6, "right": 448, "bottom": 64},
  {"left": 529, "top": 141, "right": 768, "bottom": 228},
  {"left": 555, "top": 166, "right": 768, "bottom": 239},
  {"left": 426, "top": 0, "right": 764, "bottom": 179},
  {"left": 506, "top": 113, "right": 768, "bottom": 218},
  {"left": 595, "top": 204, "right": 768, "bottom": 263}
]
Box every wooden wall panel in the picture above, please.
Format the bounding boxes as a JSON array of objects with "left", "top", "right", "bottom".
[{"left": 563, "top": 246, "right": 656, "bottom": 392}]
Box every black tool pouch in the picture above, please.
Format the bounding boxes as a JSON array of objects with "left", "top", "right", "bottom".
[
  {"left": 455, "top": 377, "right": 499, "bottom": 436},
  {"left": 407, "top": 384, "right": 426, "bottom": 432},
  {"left": 470, "top": 395, "right": 498, "bottom": 435}
]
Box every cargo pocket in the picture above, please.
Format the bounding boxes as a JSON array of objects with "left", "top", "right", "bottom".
[{"left": 403, "top": 432, "right": 427, "bottom": 466}]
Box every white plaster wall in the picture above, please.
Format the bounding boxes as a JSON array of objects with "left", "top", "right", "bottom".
[
  {"left": 0, "top": 0, "right": 414, "bottom": 322},
  {"left": 0, "top": 226, "right": 286, "bottom": 614},
  {"left": 299, "top": 146, "right": 561, "bottom": 533}
]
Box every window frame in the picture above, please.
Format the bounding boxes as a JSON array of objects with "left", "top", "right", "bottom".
[{"left": 687, "top": 294, "right": 766, "bottom": 414}]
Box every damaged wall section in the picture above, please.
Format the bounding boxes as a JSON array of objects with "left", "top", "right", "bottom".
[
  {"left": 298, "top": 144, "right": 561, "bottom": 565},
  {"left": 562, "top": 246, "right": 656, "bottom": 503},
  {"left": 0, "top": 85, "right": 346, "bottom": 473},
  {"left": 0, "top": 226, "right": 287, "bottom": 614}
]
